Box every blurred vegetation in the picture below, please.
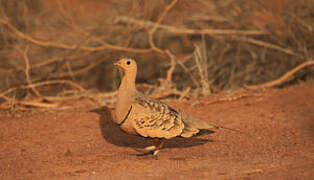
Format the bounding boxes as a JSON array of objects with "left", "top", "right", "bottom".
[{"left": 0, "top": 0, "right": 313, "bottom": 106}]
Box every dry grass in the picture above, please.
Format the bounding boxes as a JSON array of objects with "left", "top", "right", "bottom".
[
  {"left": 193, "top": 38, "right": 211, "bottom": 96},
  {"left": 0, "top": 0, "right": 313, "bottom": 109}
]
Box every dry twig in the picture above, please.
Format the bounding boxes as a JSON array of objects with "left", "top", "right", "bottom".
[
  {"left": 236, "top": 37, "right": 304, "bottom": 58},
  {"left": 50, "top": 59, "right": 106, "bottom": 78},
  {"left": 32, "top": 52, "right": 90, "bottom": 69},
  {"left": 0, "top": 18, "right": 152, "bottom": 53},
  {"left": 176, "top": 57, "right": 200, "bottom": 88},
  {"left": 179, "top": 87, "right": 191, "bottom": 101},
  {"left": 245, "top": 60, "right": 314, "bottom": 90},
  {"left": 19, "top": 101, "right": 59, "bottom": 108},
  {"left": 17, "top": 46, "right": 43, "bottom": 99},
  {"left": 0, "top": 80, "right": 85, "bottom": 98},
  {"left": 191, "top": 92, "right": 263, "bottom": 107},
  {"left": 148, "top": 89, "right": 184, "bottom": 99},
  {"left": 144, "top": 0, "right": 179, "bottom": 86},
  {"left": 165, "top": 50, "right": 176, "bottom": 82},
  {"left": 116, "top": 16, "right": 268, "bottom": 36},
  {"left": 148, "top": 0, "right": 178, "bottom": 54}
]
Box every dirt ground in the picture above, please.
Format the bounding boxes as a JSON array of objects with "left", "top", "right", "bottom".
[{"left": 0, "top": 81, "right": 313, "bottom": 180}]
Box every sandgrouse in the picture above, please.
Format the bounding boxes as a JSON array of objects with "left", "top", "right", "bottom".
[{"left": 113, "top": 58, "right": 221, "bottom": 156}]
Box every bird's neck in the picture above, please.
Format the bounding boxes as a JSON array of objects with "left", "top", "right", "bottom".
[
  {"left": 120, "top": 71, "right": 136, "bottom": 92},
  {"left": 115, "top": 71, "right": 137, "bottom": 124}
]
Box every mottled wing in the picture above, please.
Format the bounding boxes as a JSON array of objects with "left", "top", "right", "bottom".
[{"left": 131, "top": 95, "right": 184, "bottom": 139}]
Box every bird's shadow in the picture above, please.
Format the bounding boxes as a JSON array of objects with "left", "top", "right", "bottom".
[{"left": 90, "top": 106, "right": 215, "bottom": 149}]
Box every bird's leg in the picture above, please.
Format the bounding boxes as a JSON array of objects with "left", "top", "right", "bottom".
[
  {"left": 152, "top": 138, "right": 164, "bottom": 156},
  {"left": 135, "top": 138, "right": 164, "bottom": 156}
]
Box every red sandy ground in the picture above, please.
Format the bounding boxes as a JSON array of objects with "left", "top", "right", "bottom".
[{"left": 0, "top": 81, "right": 313, "bottom": 179}]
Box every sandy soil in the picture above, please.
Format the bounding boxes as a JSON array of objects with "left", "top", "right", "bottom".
[{"left": 0, "top": 81, "right": 313, "bottom": 180}]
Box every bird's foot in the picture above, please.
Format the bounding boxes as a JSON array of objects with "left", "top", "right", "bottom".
[
  {"left": 134, "top": 147, "right": 161, "bottom": 158},
  {"left": 135, "top": 145, "right": 157, "bottom": 156},
  {"left": 134, "top": 139, "right": 164, "bottom": 158}
]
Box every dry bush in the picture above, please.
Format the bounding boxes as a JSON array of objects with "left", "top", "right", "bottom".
[{"left": 0, "top": 0, "right": 313, "bottom": 107}]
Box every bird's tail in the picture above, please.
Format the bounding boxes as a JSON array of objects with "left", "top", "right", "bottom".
[
  {"left": 180, "top": 113, "right": 219, "bottom": 138},
  {"left": 180, "top": 113, "right": 247, "bottom": 137}
]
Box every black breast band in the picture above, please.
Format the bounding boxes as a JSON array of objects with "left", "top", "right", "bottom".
[{"left": 118, "top": 105, "right": 133, "bottom": 126}]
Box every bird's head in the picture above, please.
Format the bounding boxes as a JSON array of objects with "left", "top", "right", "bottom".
[{"left": 114, "top": 58, "right": 137, "bottom": 73}]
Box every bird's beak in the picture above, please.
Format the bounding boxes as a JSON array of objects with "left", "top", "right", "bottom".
[
  {"left": 114, "top": 61, "right": 124, "bottom": 70},
  {"left": 113, "top": 62, "right": 121, "bottom": 67},
  {"left": 114, "top": 61, "right": 124, "bottom": 74}
]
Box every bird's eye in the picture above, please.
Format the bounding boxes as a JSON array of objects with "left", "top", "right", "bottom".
[{"left": 126, "top": 61, "right": 131, "bottom": 65}]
